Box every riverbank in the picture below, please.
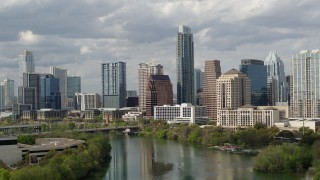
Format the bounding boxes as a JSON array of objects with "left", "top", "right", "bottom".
[{"left": 0, "top": 132, "right": 111, "bottom": 180}]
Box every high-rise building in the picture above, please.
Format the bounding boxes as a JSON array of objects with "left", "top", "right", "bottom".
[
  {"left": 217, "top": 69, "right": 251, "bottom": 110},
  {"left": 267, "top": 77, "right": 277, "bottom": 106},
  {"left": 176, "top": 25, "right": 194, "bottom": 104},
  {"left": 194, "top": 69, "right": 204, "bottom": 105},
  {"left": 138, "top": 63, "right": 163, "bottom": 111},
  {"left": 19, "top": 50, "right": 35, "bottom": 86},
  {"left": 40, "top": 75, "right": 61, "bottom": 109},
  {"left": 0, "top": 86, "right": 3, "bottom": 110},
  {"left": 67, "top": 76, "right": 81, "bottom": 98},
  {"left": 18, "top": 73, "right": 47, "bottom": 110},
  {"left": 102, "top": 62, "right": 126, "bottom": 108},
  {"left": 75, "top": 93, "right": 101, "bottom": 111},
  {"left": 0, "top": 79, "right": 15, "bottom": 109},
  {"left": 203, "top": 60, "right": 221, "bottom": 121},
  {"left": 127, "top": 90, "right": 138, "bottom": 107},
  {"left": 265, "top": 51, "right": 288, "bottom": 103},
  {"left": 145, "top": 75, "right": 173, "bottom": 116},
  {"left": 50, "top": 66, "right": 67, "bottom": 108},
  {"left": 239, "top": 59, "right": 267, "bottom": 106},
  {"left": 290, "top": 50, "right": 320, "bottom": 119}
]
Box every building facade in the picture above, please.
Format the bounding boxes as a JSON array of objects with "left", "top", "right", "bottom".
[
  {"left": 218, "top": 105, "right": 279, "bottom": 128},
  {"left": 75, "top": 93, "right": 101, "bottom": 111},
  {"left": 145, "top": 75, "right": 173, "bottom": 116},
  {"left": 0, "top": 79, "right": 15, "bottom": 109},
  {"left": 138, "top": 63, "right": 163, "bottom": 111},
  {"left": 39, "top": 75, "right": 61, "bottom": 109},
  {"left": 216, "top": 69, "right": 251, "bottom": 110},
  {"left": 203, "top": 60, "right": 221, "bottom": 121},
  {"left": 154, "top": 103, "right": 208, "bottom": 124},
  {"left": 290, "top": 50, "right": 320, "bottom": 119},
  {"left": 239, "top": 59, "right": 267, "bottom": 106},
  {"left": 101, "top": 62, "right": 126, "bottom": 108},
  {"left": 19, "top": 50, "right": 35, "bottom": 86},
  {"left": 67, "top": 76, "right": 81, "bottom": 98},
  {"left": 194, "top": 68, "right": 204, "bottom": 105},
  {"left": 50, "top": 66, "right": 67, "bottom": 108},
  {"left": 265, "top": 51, "right": 288, "bottom": 103},
  {"left": 176, "top": 25, "right": 194, "bottom": 104}
]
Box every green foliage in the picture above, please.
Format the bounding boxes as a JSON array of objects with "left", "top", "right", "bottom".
[
  {"left": 254, "top": 122, "right": 267, "bottom": 130},
  {"left": 94, "top": 114, "right": 103, "bottom": 122},
  {"left": 254, "top": 144, "right": 312, "bottom": 173},
  {"left": 0, "top": 168, "right": 9, "bottom": 180},
  {"left": 10, "top": 133, "right": 111, "bottom": 180},
  {"left": 17, "top": 135, "right": 36, "bottom": 145},
  {"left": 277, "top": 130, "right": 295, "bottom": 138}
]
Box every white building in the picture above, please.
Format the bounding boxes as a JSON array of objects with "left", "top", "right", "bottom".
[
  {"left": 154, "top": 103, "right": 208, "bottom": 124},
  {"left": 218, "top": 105, "right": 279, "bottom": 128},
  {"left": 50, "top": 66, "right": 67, "bottom": 108},
  {"left": 19, "top": 50, "right": 35, "bottom": 86},
  {"left": 122, "top": 111, "right": 143, "bottom": 121},
  {"left": 75, "top": 93, "right": 101, "bottom": 111},
  {"left": 0, "top": 79, "right": 15, "bottom": 109}
]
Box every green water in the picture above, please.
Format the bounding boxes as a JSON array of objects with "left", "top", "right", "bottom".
[{"left": 96, "top": 136, "right": 311, "bottom": 180}]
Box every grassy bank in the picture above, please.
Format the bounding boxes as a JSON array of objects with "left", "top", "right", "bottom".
[{"left": 0, "top": 132, "right": 111, "bottom": 180}]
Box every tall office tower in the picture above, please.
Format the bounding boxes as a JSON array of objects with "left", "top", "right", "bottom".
[
  {"left": 138, "top": 63, "right": 163, "bottom": 112},
  {"left": 19, "top": 50, "right": 35, "bottom": 86},
  {"left": 194, "top": 69, "right": 204, "bottom": 105},
  {"left": 265, "top": 51, "right": 288, "bottom": 103},
  {"left": 203, "top": 60, "right": 221, "bottom": 121},
  {"left": 102, "top": 62, "right": 126, "bottom": 108},
  {"left": 176, "top": 25, "right": 194, "bottom": 104},
  {"left": 18, "top": 73, "right": 46, "bottom": 110},
  {"left": 267, "top": 77, "right": 276, "bottom": 106},
  {"left": 239, "top": 59, "right": 267, "bottom": 106},
  {"left": 127, "top": 90, "right": 138, "bottom": 107},
  {"left": 217, "top": 69, "right": 251, "bottom": 110},
  {"left": 145, "top": 75, "right": 173, "bottom": 116},
  {"left": 0, "top": 86, "right": 3, "bottom": 110},
  {"left": 40, "top": 74, "right": 61, "bottom": 109},
  {"left": 290, "top": 50, "right": 320, "bottom": 119},
  {"left": 67, "top": 76, "right": 81, "bottom": 98},
  {"left": 50, "top": 66, "right": 67, "bottom": 108},
  {"left": 75, "top": 92, "right": 101, "bottom": 111},
  {"left": 0, "top": 79, "right": 15, "bottom": 108},
  {"left": 286, "top": 75, "right": 292, "bottom": 106}
]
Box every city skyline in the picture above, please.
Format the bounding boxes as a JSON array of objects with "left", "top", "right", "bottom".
[{"left": 0, "top": 1, "right": 319, "bottom": 94}]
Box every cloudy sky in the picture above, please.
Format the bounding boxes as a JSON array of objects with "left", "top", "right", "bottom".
[{"left": 0, "top": 0, "right": 319, "bottom": 94}]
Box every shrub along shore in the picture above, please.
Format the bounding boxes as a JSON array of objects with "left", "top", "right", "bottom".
[
  {"left": 138, "top": 119, "right": 320, "bottom": 178},
  {"left": 0, "top": 132, "right": 111, "bottom": 180}
]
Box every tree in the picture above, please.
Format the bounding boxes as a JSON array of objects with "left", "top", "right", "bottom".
[
  {"left": 0, "top": 168, "right": 9, "bottom": 180},
  {"left": 17, "top": 135, "right": 36, "bottom": 145}
]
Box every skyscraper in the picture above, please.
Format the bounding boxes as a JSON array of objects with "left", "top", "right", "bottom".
[
  {"left": 67, "top": 76, "right": 81, "bottom": 98},
  {"left": 176, "top": 25, "right": 194, "bottom": 104},
  {"left": 50, "top": 66, "right": 67, "bottom": 108},
  {"left": 194, "top": 68, "right": 204, "bottom": 105},
  {"left": 265, "top": 51, "right": 288, "bottom": 103},
  {"left": 203, "top": 60, "right": 221, "bottom": 121},
  {"left": 139, "top": 63, "right": 163, "bottom": 112},
  {"left": 290, "top": 50, "right": 320, "bottom": 119},
  {"left": 217, "top": 69, "right": 251, "bottom": 110},
  {"left": 40, "top": 74, "right": 61, "bottom": 109},
  {"left": 145, "top": 75, "right": 173, "bottom": 116},
  {"left": 239, "top": 59, "right": 267, "bottom": 106},
  {"left": 102, "top": 62, "right": 126, "bottom": 108},
  {"left": 75, "top": 93, "right": 101, "bottom": 111},
  {"left": 0, "top": 79, "right": 15, "bottom": 109},
  {"left": 19, "top": 50, "right": 35, "bottom": 86}
]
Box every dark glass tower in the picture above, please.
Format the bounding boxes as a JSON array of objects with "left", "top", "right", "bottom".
[
  {"left": 176, "top": 25, "right": 194, "bottom": 105},
  {"left": 239, "top": 59, "right": 267, "bottom": 106}
]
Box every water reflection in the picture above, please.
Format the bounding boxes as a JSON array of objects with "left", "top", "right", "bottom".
[{"left": 103, "top": 137, "right": 307, "bottom": 180}]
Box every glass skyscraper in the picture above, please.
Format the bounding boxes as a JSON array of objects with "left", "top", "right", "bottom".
[
  {"left": 102, "top": 62, "right": 126, "bottom": 108},
  {"left": 239, "top": 59, "right": 267, "bottom": 106},
  {"left": 290, "top": 50, "right": 320, "bottom": 119},
  {"left": 40, "top": 75, "right": 61, "bottom": 109},
  {"left": 176, "top": 25, "right": 194, "bottom": 104},
  {"left": 19, "top": 50, "right": 35, "bottom": 86},
  {"left": 50, "top": 66, "right": 67, "bottom": 108},
  {"left": 67, "top": 76, "right": 81, "bottom": 98},
  {"left": 265, "top": 51, "right": 288, "bottom": 104}
]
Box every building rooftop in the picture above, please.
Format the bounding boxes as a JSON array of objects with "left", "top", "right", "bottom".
[
  {"left": 224, "top": 68, "right": 243, "bottom": 75},
  {"left": 19, "top": 138, "right": 85, "bottom": 151}
]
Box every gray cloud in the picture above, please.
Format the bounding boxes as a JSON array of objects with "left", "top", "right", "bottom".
[{"left": 0, "top": 0, "right": 319, "bottom": 94}]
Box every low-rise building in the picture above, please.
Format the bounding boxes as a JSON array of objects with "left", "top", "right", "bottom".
[
  {"left": 37, "top": 109, "right": 67, "bottom": 120},
  {"left": 82, "top": 109, "right": 101, "bottom": 120},
  {"left": 218, "top": 105, "right": 279, "bottom": 128},
  {"left": 154, "top": 103, "right": 208, "bottom": 124},
  {"left": 122, "top": 111, "right": 143, "bottom": 121}
]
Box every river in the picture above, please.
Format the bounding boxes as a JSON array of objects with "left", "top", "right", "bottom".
[{"left": 96, "top": 136, "right": 310, "bottom": 180}]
